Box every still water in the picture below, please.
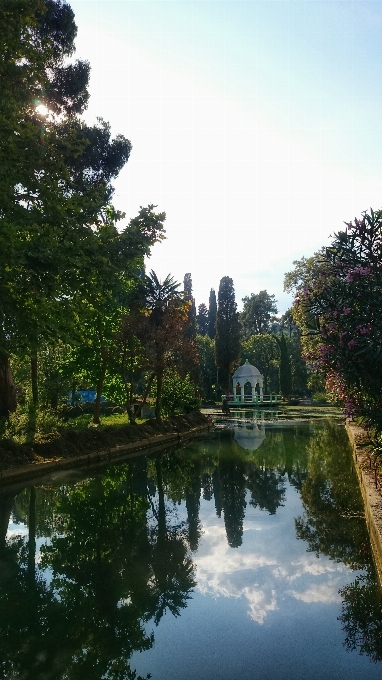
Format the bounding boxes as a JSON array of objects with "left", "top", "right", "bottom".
[{"left": 1, "top": 419, "right": 382, "bottom": 679}]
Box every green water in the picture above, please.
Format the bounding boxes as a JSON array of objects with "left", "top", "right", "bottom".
[{"left": 1, "top": 419, "right": 382, "bottom": 679}]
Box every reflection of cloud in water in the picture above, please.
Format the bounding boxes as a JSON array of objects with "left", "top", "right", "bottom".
[
  {"left": 288, "top": 583, "right": 341, "bottom": 604},
  {"left": 243, "top": 586, "right": 278, "bottom": 623},
  {"left": 285, "top": 558, "right": 341, "bottom": 581},
  {"left": 196, "top": 524, "right": 348, "bottom": 624},
  {"left": 232, "top": 421, "right": 266, "bottom": 452}
]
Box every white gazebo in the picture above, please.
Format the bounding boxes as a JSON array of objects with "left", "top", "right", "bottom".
[{"left": 231, "top": 360, "right": 264, "bottom": 403}]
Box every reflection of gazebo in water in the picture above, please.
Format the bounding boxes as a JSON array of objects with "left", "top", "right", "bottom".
[
  {"left": 233, "top": 421, "right": 266, "bottom": 452},
  {"left": 228, "top": 360, "right": 278, "bottom": 405}
]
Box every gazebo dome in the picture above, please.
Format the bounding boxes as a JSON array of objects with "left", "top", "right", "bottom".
[
  {"left": 231, "top": 359, "right": 264, "bottom": 402},
  {"left": 232, "top": 359, "right": 262, "bottom": 381}
]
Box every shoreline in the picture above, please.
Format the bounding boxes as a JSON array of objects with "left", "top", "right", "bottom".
[
  {"left": 346, "top": 421, "right": 382, "bottom": 588},
  {"left": 0, "top": 411, "right": 210, "bottom": 490},
  {"left": 0, "top": 423, "right": 210, "bottom": 492}
]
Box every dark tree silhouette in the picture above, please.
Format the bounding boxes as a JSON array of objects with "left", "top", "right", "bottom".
[
  {"left": 215, "top": 277, "right": 241, "bottom": 391},
  {"left": 247, "top": 465, "right": 285, "bottom": 515},
  {"left": 197, "top": 303, "right": 209, "bottom": 336},
  {"left": 208, "top": 289, "right": 217, "bottom": 339},
  {"left": 219, "top": 457, "right": 247, "bottom": 548}
]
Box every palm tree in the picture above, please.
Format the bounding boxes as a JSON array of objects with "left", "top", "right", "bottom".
[{"left": 145, "top": 271, "right": 181, "bottom": 311}]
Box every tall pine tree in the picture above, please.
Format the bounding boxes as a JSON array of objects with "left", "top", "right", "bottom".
[{"left": 215, "top": 277, "right": 240, "bottom": 391}]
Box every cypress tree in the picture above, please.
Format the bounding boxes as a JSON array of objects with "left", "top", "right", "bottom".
[
  {"left": 183, "top": 273, "right": 196, "bottom": 340},
  {"left": 215, "top": 277, "right": 240, "bottom": 391},
  {"left": 208, "top": 289, "right": 217, "bottom": 339},
  {"left": 196, "top": 303, "right": 209, "bottom": 336}
]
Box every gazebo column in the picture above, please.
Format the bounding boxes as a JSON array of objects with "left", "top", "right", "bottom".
[
  {"left": 240, "top": 383, "right": 245, "bottom": 403},
  {"left": 259, "top": 380, "right": 263, "bottom": 402},
  {"left": 251, "top": 381, "right": 256, "bottom": 404}
]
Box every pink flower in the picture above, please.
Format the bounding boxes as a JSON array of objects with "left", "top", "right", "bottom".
[
  {"left": 348, "top": 339, "right": 357, "bottom": 349},
  {"left": 343, "top": 307, "right": 351, "bottom": 315}
]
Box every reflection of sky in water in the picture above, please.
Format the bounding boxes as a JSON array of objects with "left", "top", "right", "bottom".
[
  {"left": 132, "top": 480, "right": 380, "bottom": 680},
  {"left": 7, "top": 522, "right": 53, "bottom": 583},
  {"left": 195, "top": 489, "right": 346, "bottom": 625}
]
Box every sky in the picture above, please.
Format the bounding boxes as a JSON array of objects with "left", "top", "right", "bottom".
[{"left": 69, "top": 0, "right": 382, "bottom": 314}]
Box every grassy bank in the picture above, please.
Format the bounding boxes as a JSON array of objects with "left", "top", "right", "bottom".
[{"left": 0, "top": 411, "right": 209, "bottom": 473}]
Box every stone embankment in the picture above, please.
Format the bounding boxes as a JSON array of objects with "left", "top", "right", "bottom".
[
  {"left": 346, "top": 422, "right": 382, "bottom": 587},
  {"left": 0, "top": 411, "right": 210, "bottom": 490}
]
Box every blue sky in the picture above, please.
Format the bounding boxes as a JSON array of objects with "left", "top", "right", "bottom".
[{"left": 69, "top": 0, "right": 382, "bottom": 313}]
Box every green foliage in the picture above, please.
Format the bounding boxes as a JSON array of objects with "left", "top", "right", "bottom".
[
  {"left": 278, "top": 334, "right": 292, "bottom": 399},
  {"left": 138, "top": 272, "right": 196, "bottom": 421},
  {"left": 286, "top": 334, "right": 309, "bottom": 396},
  {"left": 240, "top": 290, "right": 278, "bottom": 338},
  {"left": 0, "top": 0, "right": 132, "bottom": 418},
  {"left": 152, "top": 370, "right": 201, "bottom": 416},
  {"left": 286, "top": 210, "right": 382, "bottom": 430},
  {"left": 4, "top": 404, "right": 62, "bottom": 443},
  {"left": 145, "top": 270, "right": 181, "bottom": 310}
]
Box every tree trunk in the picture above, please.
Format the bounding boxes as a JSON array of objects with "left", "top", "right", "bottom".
[
  {"left": 142, "top": 372, "right": 155, "bottom": 404},
  {"left": 0, "top": 351, "right": 17, "bottom": 417},
  {"left": 155, "top": 370, "right": 163, "bottom": 422},
  {"left": 93, "top": 314, "right": 108, "bottom": 425},
  {"left": 124, "top": 373, "right": 137, "bottom": 424},
  {"left": 31, "top": 350, "right": 38, "bottom": 408}
]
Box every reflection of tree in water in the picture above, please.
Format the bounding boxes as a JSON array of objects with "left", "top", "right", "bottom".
[
  {"left": 159, "top": 447, "right": 205, "bottom": 552},
  {"left": 185, "top": 478, "right": 201, "bottom": 551},
  {"left": 202, "top": 473, "right": 213, "bottom": 502},
  {"left": 248, "top": 425, "right": 310, "bottom": 494},
  {"left": 281, "top": 426, "right": 310, "bottom": 493},
  {"left": 0, "top": 485, "right": 73, "bottom": 680},
  {"left": 291, "top": 420, "right": 382, "bottom": 665},
  {"left": 13, "top": 484, "right": 66, "bottom": 539},
  {"left": 0, "top": 455, "right": 196, "bottom": 680},
  {"left": 149, "top": 456, "right": 196, "bottom": 623},
  {"left": 294, "top": 421, "right": 369, "bottom": 569},
  {"left": 219, "top": 457, "right": 247, "bottom": 548},
  {"left": 339, "top": 572, "right": 382, "bottom": 663},
  {"left": 246, "top": 465, "right": 285, "bottom": 515},
  {"left": 212, "top": 468, "right": 222, "bottom": 518}
]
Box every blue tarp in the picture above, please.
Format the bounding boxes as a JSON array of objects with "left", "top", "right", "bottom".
[{"left": 68, "top": 390, "right": 106, "bottom": 404}]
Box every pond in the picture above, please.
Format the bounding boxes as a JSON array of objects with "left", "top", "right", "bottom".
[{"left": 1, "top": 418, "right": 382, "bottom": 679}]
